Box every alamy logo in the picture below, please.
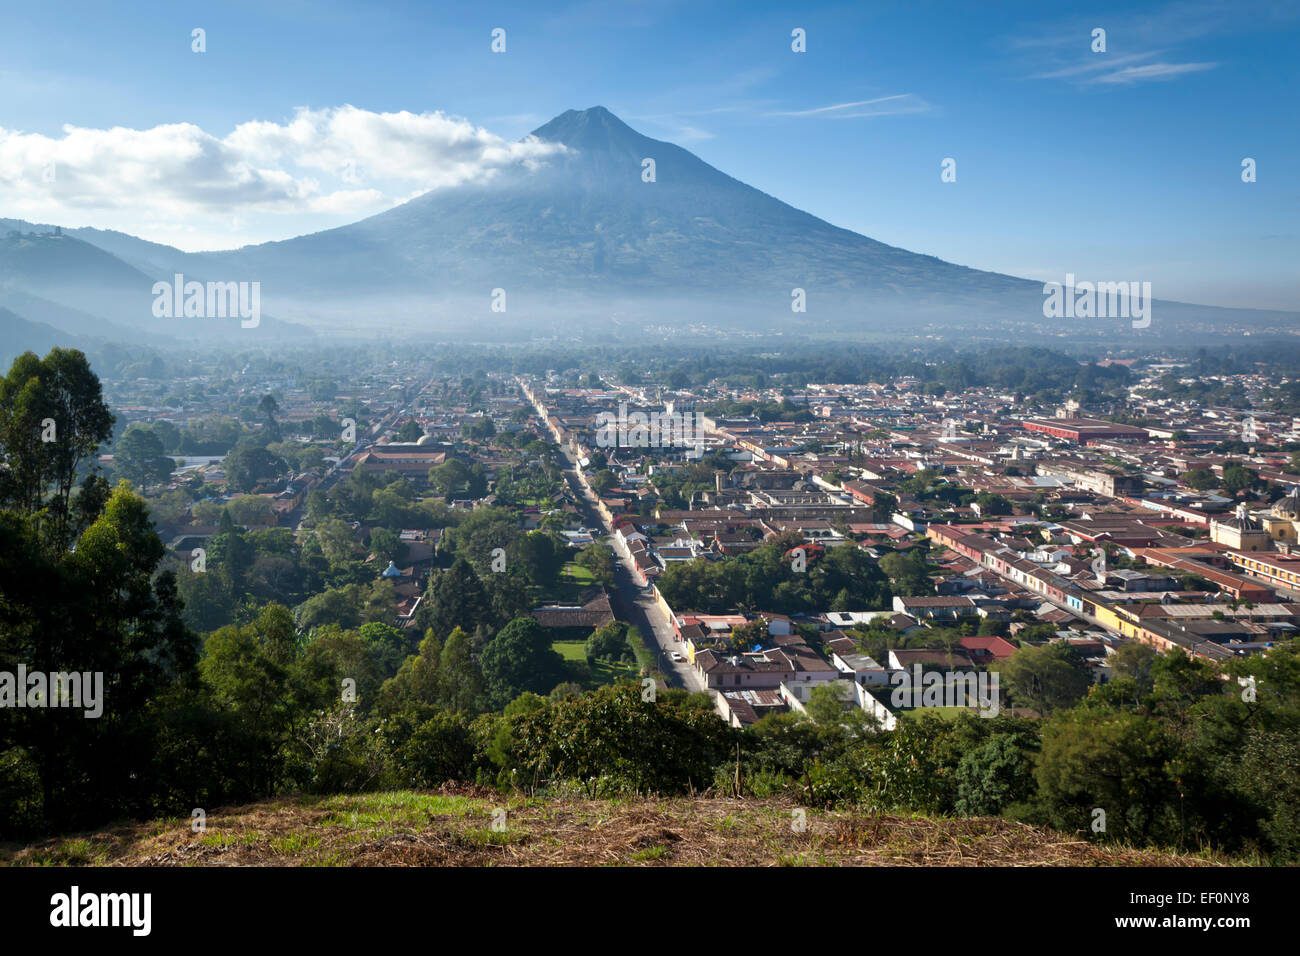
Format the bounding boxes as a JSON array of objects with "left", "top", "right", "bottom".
[
  {"left": 0, "top": 665, "right": 103, "bottom": 718},
  {"left": 889, "top": 665, "right": 999, "bottom": 717},
  {"left": 1042, "top": 273, "right": 1151, "bottom": 329},
  {"left": 50, "top": 886, "right": 151, "bottom": 936},
  {"left": 152, "top": 273, "right": 260, "bottom": 328},
  {"left": 594, "top": 403, "right": 705, "bottom": 451}
]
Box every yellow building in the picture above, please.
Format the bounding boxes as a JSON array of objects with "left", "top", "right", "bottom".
[
  {"left": 1262, "top": 488, "right": 1300, "bottom": 544},
  {"left": 1211, "top": 503, "right": 1271, "bottom": 552}
]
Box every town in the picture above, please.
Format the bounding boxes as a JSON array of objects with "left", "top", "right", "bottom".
[{"left": 94, "top": 343, "right": 1300, "bottom": 732}]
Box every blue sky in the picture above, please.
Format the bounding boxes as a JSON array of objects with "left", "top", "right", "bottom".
[{"left": 0, "top": 0, "right": 1296, "bottom": 309}]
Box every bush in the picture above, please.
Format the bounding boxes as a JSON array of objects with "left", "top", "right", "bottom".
[
  {"left": 299, "top": 704, "right": 386, "bottom": 794},
  {"left": 0, "top": 748, "right": 43, "bottom": 837}
]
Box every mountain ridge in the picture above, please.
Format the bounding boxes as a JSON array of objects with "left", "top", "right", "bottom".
[{"left": 1, "top": 107, "right": 1295, "bottom": 341}]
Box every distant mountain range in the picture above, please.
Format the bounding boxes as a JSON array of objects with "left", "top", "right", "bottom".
[{"left": 1, "top": 106, "right": 1294, "bottom": 348}]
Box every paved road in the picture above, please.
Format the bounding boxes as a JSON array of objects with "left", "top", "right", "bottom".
[{"left": 523, "top": 381, "right": 706, "bottom": 694}]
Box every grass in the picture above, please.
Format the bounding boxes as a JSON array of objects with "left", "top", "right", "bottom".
[
  {"left": 552, "top": 639, "right": 588, "bottom": 663},
  {"left": 563, "top": 563, "right": 597, "bottom": 584},
  {"left": 534, "top": 561, "right": 606, "bottom": 605},
  {"left": 0, "top": 787, "right": 1235, "bottom": 868},
  {"left": 317, "top": 791, "right": 483, "bottom": 829},
  {"left": 622, "top": 624, "right": 657, "bottom": 673},
  {"left": 630, "top": 844, "right": 669, "bottom": 862},
  {"left": 552, "top": 638, "right": 641, "bottom": 690}
]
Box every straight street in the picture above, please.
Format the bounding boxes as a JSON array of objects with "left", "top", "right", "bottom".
[{"left": 524, "top": 381, "right": 707, "bottom": 694}]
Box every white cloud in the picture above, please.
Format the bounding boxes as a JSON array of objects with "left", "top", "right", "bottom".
[
  {"left": 1091, "top": 61, "right": 1217, "bottom": 84},
  {"left": 769, "top": 95, "right": 932, "bottom": 119},
  {"left": 0, "top": 105, "right": 567, "bottom": 250},
  {"left": 1032, "top": 52, "right": 1159, "bottom": 79}
]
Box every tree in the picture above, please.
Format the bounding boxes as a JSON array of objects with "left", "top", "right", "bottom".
[
  {"left": 301, "top": 626, "right": 383, "bottom": 714},
  {"left": 575, "top": 542, "right": 616, "bottom": 588},
  {"left": 114, "top": 427, "right": 175, "bottom": 491},
  {"left": 191, "top": 499, "right": 224, "bottom": 525},
  {"left": 368, "top": 527, "right": 408, "bottom": 564},
  {"left": 376, "top": 625, "right": 484, "bottom": 716},
  {"left": 395, "top": 420, "right": 423, "bottom": 443},
  {"left": 198, "top": 613, "right": 299, "bottom": 795},
  {"left": 1221, "top": 464, "right": 1260, "bottom": 496},
  {"left": 878, "top": 550, "right": 932, "bottom": 597},
  {"left": 315, "top": 517, "right": 361, "bottom": 567},
  {"left": 589, "top": 469, "right": 617, "bottom": 495},
  {"left": 973, "top": 492, "right": 1013, "bottom": 516},
  {"left": 298, "top": 445, "right": 325, "bottom": 473},
  {"left": 150, "top": 419, "right": 181, "bottom": 453},
  {"left": 479, "top": 616, "right": 564, "bottom": 709},
  {"left": 1111, "top": 642, "right": 1157, "bottom": 693},
  {"left": 356, "top": 621, "right": 413, "bottom": 679},
  {"left": 1183, "top": 468, "right": 1218, "bottom": 491},
  {"left": 376, "top": 629, "right": 443, "bottom": 715},
  {"left": 466, "top": 463, "right": 488, "bottom": 499},
  {"left": 0, "top": 348, "right": 115, "bottom": 549},
  {"left": 207, "top": 509, "right": 255, "bottom": 591},
  {"left": 0, "top": 481, "right": 198, "bottom": 833},
  {"left": 507, "top": 685, "right": 739, "bottom": 797},
  {"left": 225, "top": 446, "right": 288, "bottom": 493},
  {"left": 954, "top": 733, "right": 1037, "bottom": 816},
  {"left": 995, "top": 642, "right": 1093, "bottom": 716},
  {"left": 258, "top": 393, "right": 280, "bottom": 421},
  {"left": 1035, "top": 709, "right": 1180, "bottom": 844},
  {"left": 295, "top": 586, "right": 363, "bottom": 633},
  {"left": 225, "top": 494, "right": 273, "bottom": 527},
  {"left": 368, "top": 487, "right": 420, "bottom": 528},
  {"left": 429, "top": 458, "right": 470, "bottom": 498},
  {"left": 438, "top": 627, "right": 484, "bottom": 714},
  {"left": 304, "top": 488, "right": 332, "bottom": 526},
  {"left": 585, "top": 622, "right": 633, "bottom": 663},
  {"left": 514, "top": 530, "right": 566, "bottom": 590},
  {"left": 424, "top": 558, "right": 493, "bottom": 637},
  {"left": 461, "top": 418, "right": 495, "bottom": 440},
  {"left": 147, "top": 487, "right": 192, "bottom": 525},
  {"left": 382, "top": 709, "right": 478, "bottom": 787}
]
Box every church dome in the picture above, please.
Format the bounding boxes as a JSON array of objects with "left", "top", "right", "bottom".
[{"left": 1272, "top": 489, "right": 1300, "bottom": 518}]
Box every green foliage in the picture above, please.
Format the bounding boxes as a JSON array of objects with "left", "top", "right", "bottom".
[
  {"left": 0, "top": 482, "right": 198, "bottom": 835},
  {"left": 380, "top": 708, "right": 480, "bottom": 788},
  {"left": 656, "top": 531, "right": 891, "bottom": 615},
  {"left": 877, "top": 549, "right": 934, "bottom": 597},
  {"left": 994, "top": 641, "right": 1093, "bottom": 715},
  {"left": 954, "top": 733, "right": 1038, "bottom": 816},
  {"left": 394, "top": 420, "right": 424, "bottom": 443},
  {"left": 480, "top": 617, "right": 566, "bottom": 710},
  {"left": 575, "top": 542, "right": 617, "bottom": 588},
  {"left": 506, "top": 685, "right": 740, "bottom": 797},
  {"left": 224, "top": 445, "right": 288, "bottom": 494},
  {"left": 113, "top": 427, "right": 175, "bottom": 490},
  {"left": 0, "top": 348, "right": 115, "bottom": 549},
  {"left": 1035, "top": 709, "right": 1181, "bottom": 844},
  {"left": 585, "top": 622, "right": 635, "bottom": 664}
]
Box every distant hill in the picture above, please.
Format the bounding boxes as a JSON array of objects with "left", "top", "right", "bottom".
[
  {"left": 0, "top": 306, "right": 75, "bottom": 367},
  {"left": 0, "top": 286, "right": 159, "bottom": 343},
  {"left": 0, "top": 229, "right": 311, "bottom": 343}
]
